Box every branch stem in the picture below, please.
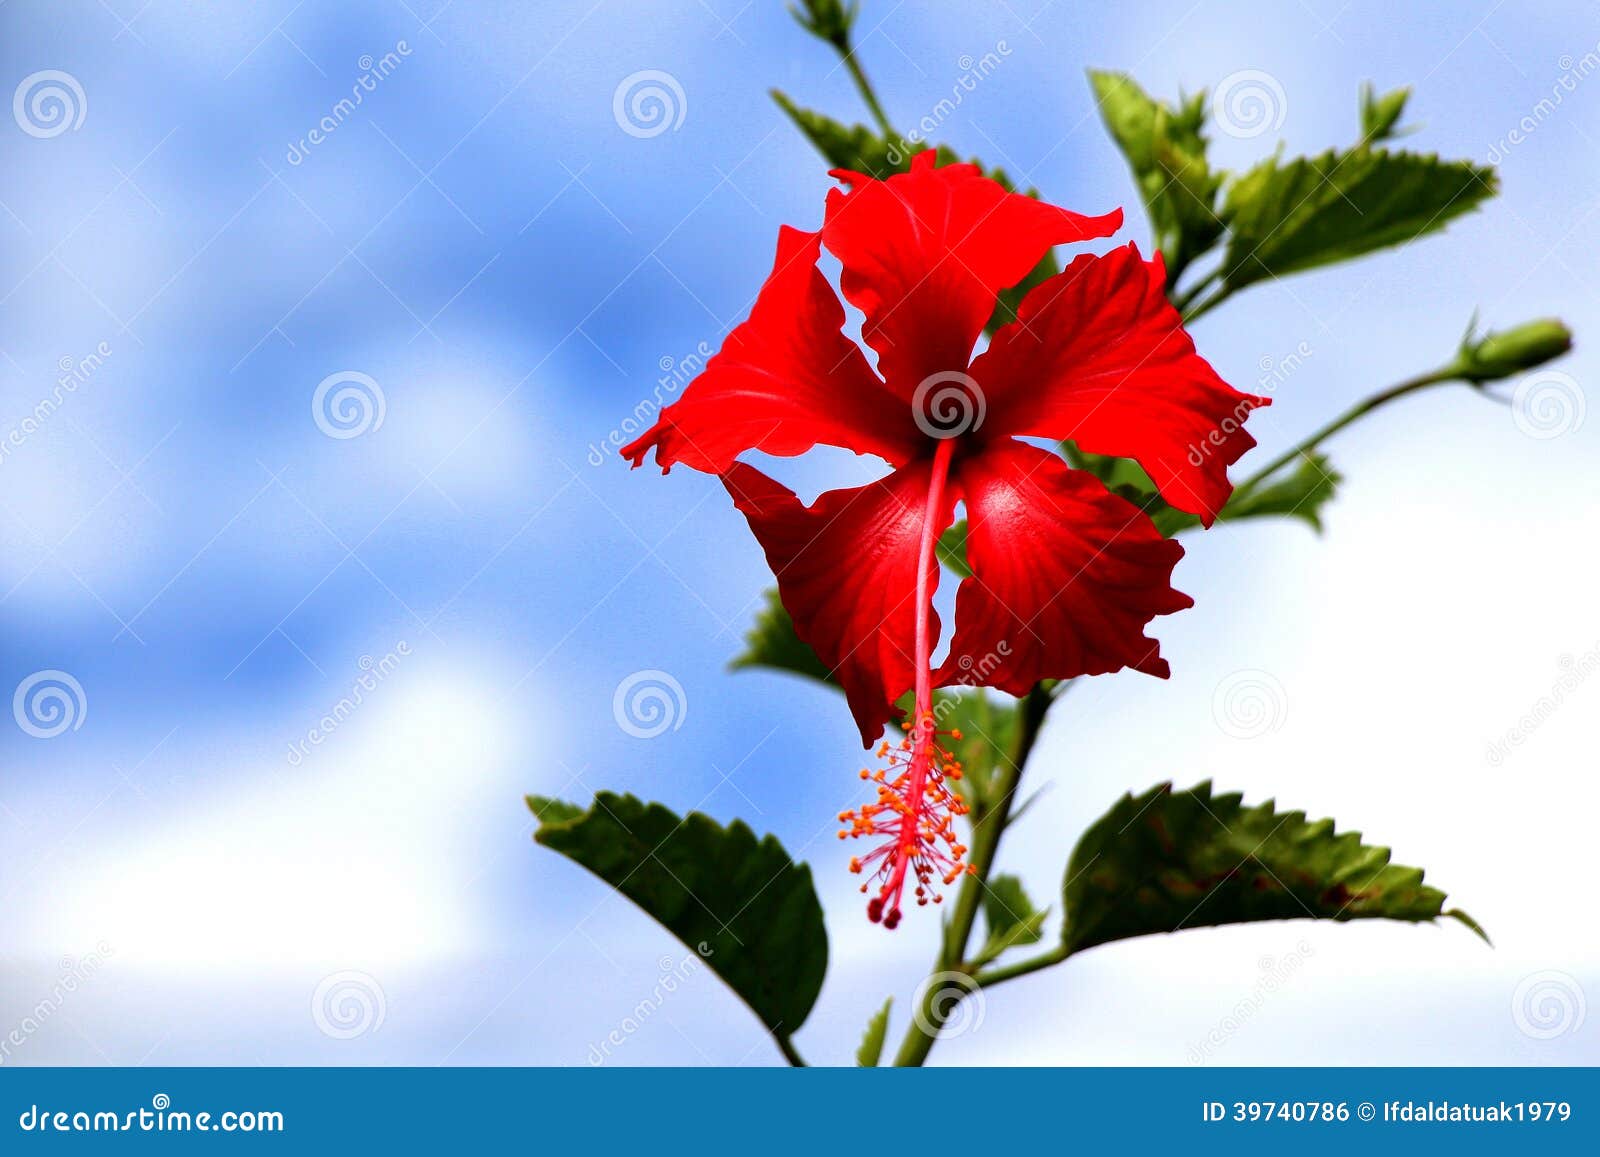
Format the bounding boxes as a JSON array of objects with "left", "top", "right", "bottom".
[
  {"left": 1239, "top": 365, "right": 1465, "bottom": 490},
  {"left": 841, "top": 51, "right": 896, "bottom": 138},
  {"left": 892, "top": 683, "right": 1054, "bottom": 1066},
  {"left": 973, "top": 943, "right": 1069, "bottom": 988}
]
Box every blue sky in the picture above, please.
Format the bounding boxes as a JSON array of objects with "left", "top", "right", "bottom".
[{"left": 1, "top": 0, "right": 1597, "bottom": 1066}]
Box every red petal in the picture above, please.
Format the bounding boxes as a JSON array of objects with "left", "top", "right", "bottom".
[
  {"left": 821, "top": 151, "right": 1121, "bottom": 395},
  {"left": 722, "top": 459, "right": 954, "bottom": 746},
  {"left": 936, "top": 440, "right": 1192, "bottom": 695},
  {"left": 621, "top": 227, "right": 918, "bottom": 473},
  {"left": 971, "top": 244, "right": 1268, "bottom": 524}
]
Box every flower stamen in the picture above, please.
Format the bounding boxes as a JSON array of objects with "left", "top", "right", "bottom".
[{"left": 838, "top": 712, "right": 972, "bottom": 928}]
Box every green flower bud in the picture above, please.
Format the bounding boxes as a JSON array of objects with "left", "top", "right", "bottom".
[
  {"left": 789, "top": 0, "right": 858, "bottom": 49},
  {"left": 1457, "top": 317, "right": 1574, "bottom": 382},
  {"left": 1359, "top": 82, "right": 1412, "bottom": 143}
]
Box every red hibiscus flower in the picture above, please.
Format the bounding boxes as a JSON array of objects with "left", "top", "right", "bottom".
[{"left": 623, "top": 152, "right": 1266, "bottom": 927}]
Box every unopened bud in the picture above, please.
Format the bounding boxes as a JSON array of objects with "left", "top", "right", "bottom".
[
  {"left": 788, "top": 0, "right": 857, "bottom": 49},
  {"left": 1457, "top": 317, "right": 1574, "bottom": 382}
]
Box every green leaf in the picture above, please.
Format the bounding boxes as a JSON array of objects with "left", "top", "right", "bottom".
[
  {"left": 773, "top": 91, "right": 904, "bottom": 178},
  {"left": 1218, "top": 453, "right": 1342, "bottom": 533},
  {"left": 855, "top": 997, "right": 892, "bottom": 1066},
  {"left": 936, "top": 521, "right": 972, "bottom": 578},
  {"left": 1061, "top": 781, "right": 1485, "bottom": 956},
  {"left": 729, "top": 588, "right": 835, "bottom": 688},
  {"left": 1088, "top": 70, "right": 1225, "bottom": 275},
  {"left": 929, "top": 687, "right": 1019, "bottom": 812},
  {"left": 976, "top": 874, "right": 1047, "bottom": 963},
  {"left": 1220, "top": 148, "right": 1497, "bottom": 291},
  {"left": 1149, "top": 453, "right": 1343, "bottom": 536},
  {"left": 1359, "top": 82, "right": 1414, "bottom": 143},
  {"left": 528, "top": 792, "right": 829, "bottom": 1039}
]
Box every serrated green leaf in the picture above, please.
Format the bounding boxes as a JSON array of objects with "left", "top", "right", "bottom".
[
  {"left": 976, "top": 874, "right": 1047, "bottom": 964},
  {"left": 528, "top": 792, "right": 829, "bottom": 1038},
  {"left": 1088, "top": 69, "right": 1225, "bottom": 274},
  {"left": 1221, "top": 148, "right": 1497, "bottom": 290},
  {"left": 1218, "top": 453, "right": 1341, "bottom": 532},
  {"left": 773, "top": 91, "right": 904, "bottom": 178},
  {"left": 855, "top": 997, "right": 892, "bottom": 1066},
  {"left": 1062, "top": 781, "right": 1484, "bottom": 956},
  {"left": 1148, "top": 453, "right": 1343, "bottom": 536},
  {"left": 729, "top": 588, "right": 835, "bottom": 688}
]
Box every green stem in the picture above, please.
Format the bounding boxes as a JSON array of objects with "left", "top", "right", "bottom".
[
  {"left": 1171, "top": 267, "right": 1222, "bottom": 314},
  {"left": 892, "top": 684, "right": 1054, "bottom": 1066},
  {"left": 1238, "top": 365, "right": 1465, "bottom": 490},
  {"left": 776, "top": 1034, "right": 807, "bottom": 1067},
  {"left": 973, "top": 943, "right": 1069, "bottom": 988},
  {"left": 841, "top": 51, "right": 896, "bottom": 138},
  {"left": 1180, "top": 283, "right": 1234, "bottom": 324}
]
